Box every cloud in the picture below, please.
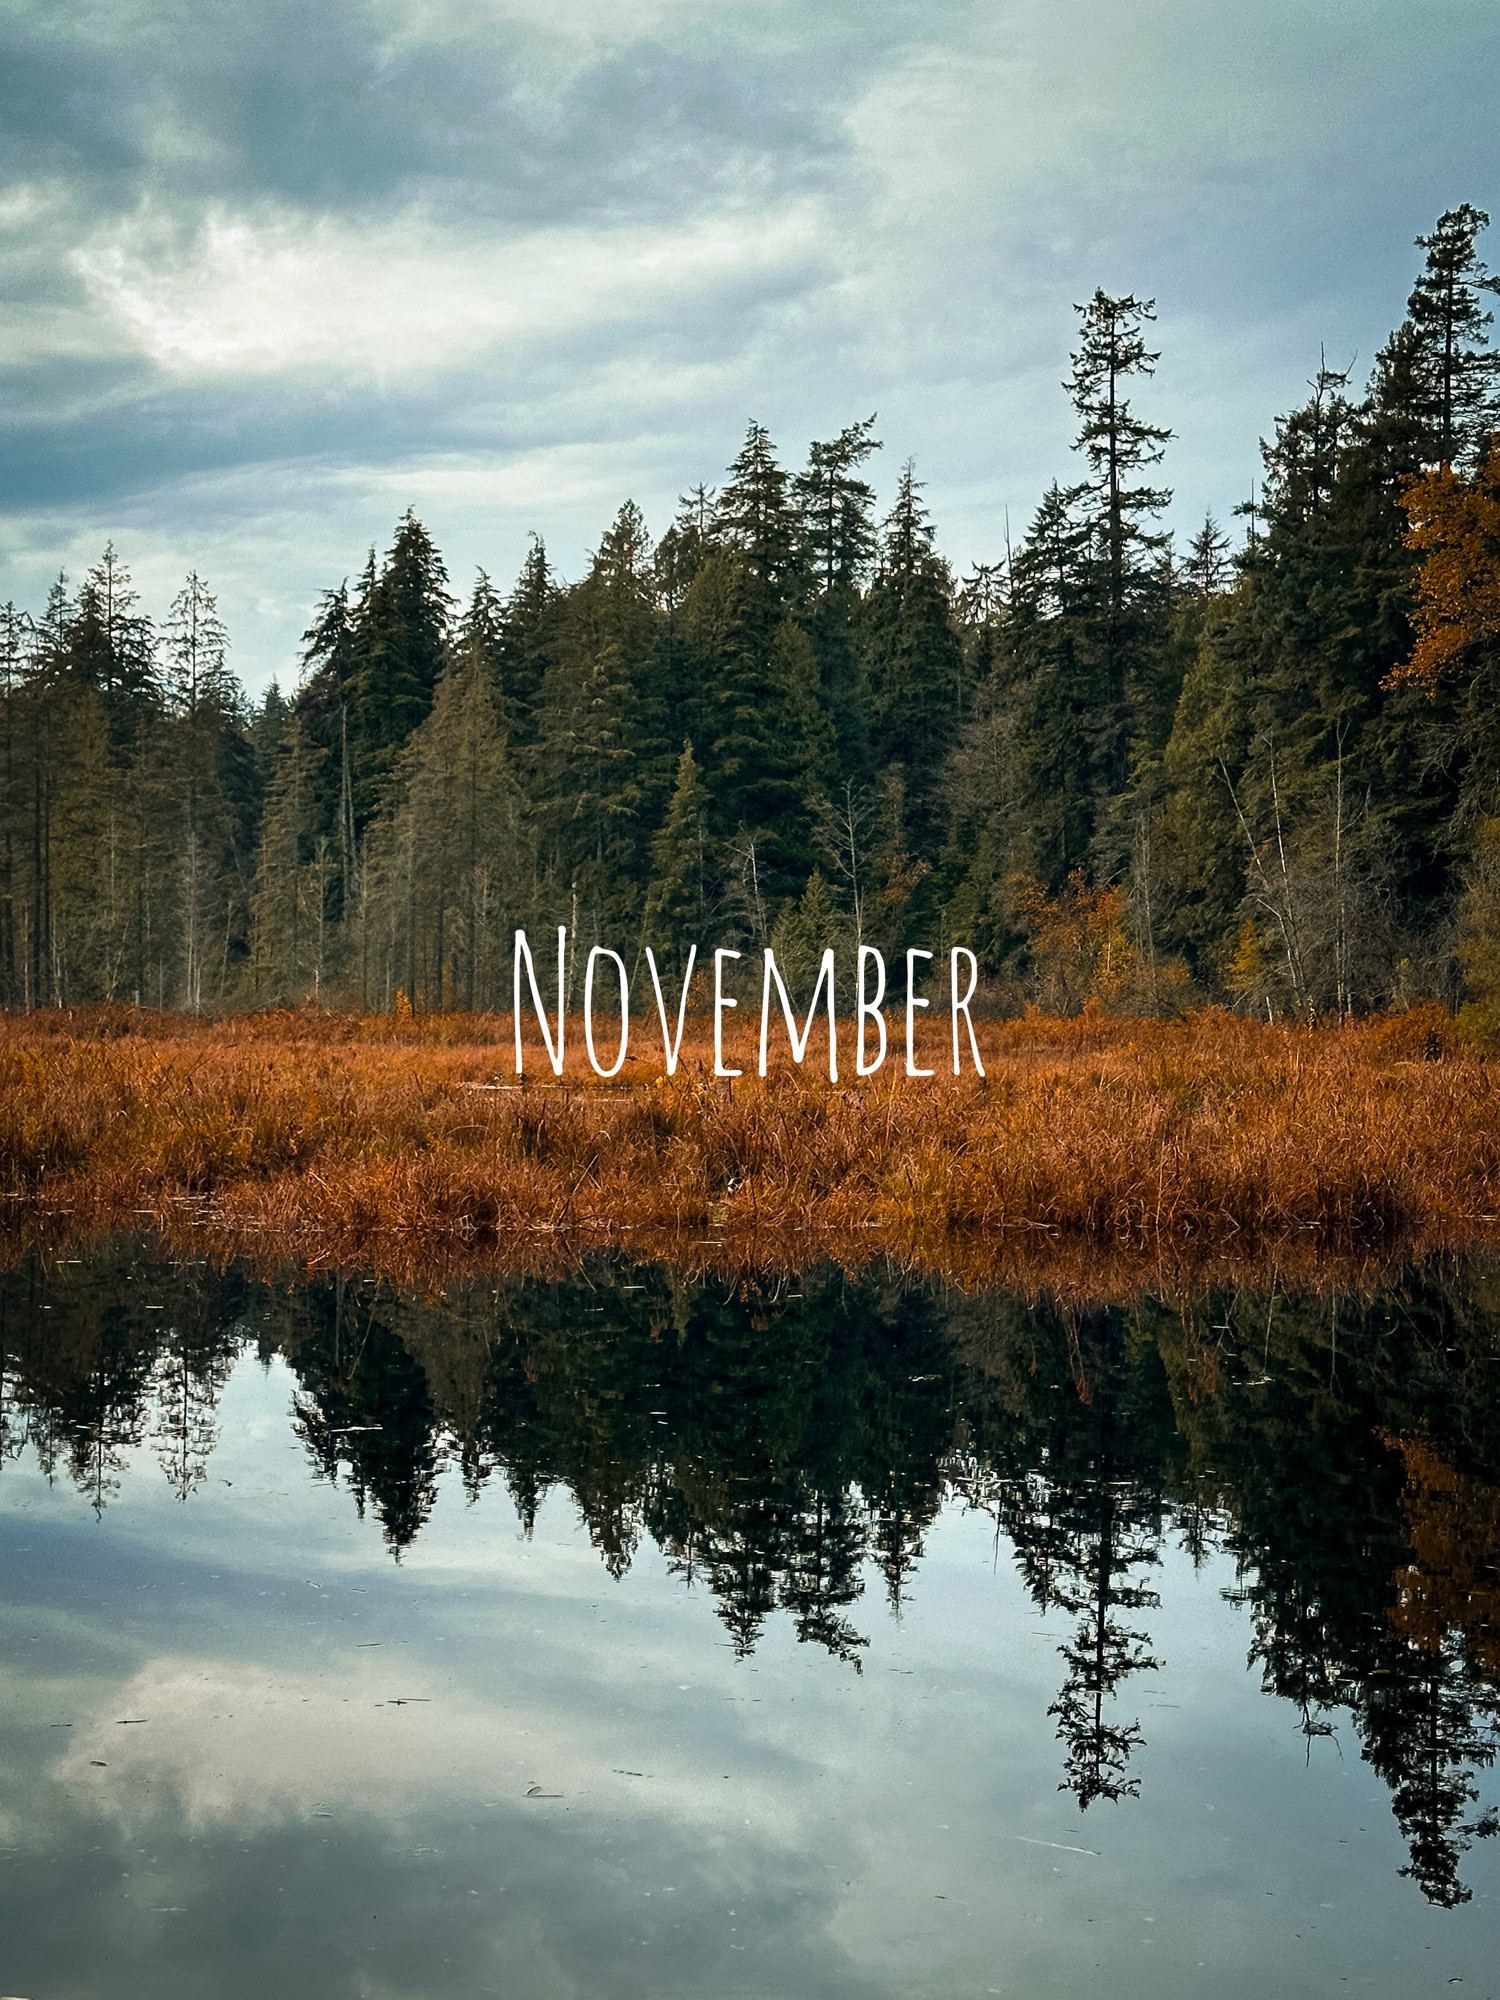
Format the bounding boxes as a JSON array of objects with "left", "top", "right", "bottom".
[
  {"left": 69, "top": 198, "right": 830, "bottom": 379},
  {"left": 46, "top": 1648, "right": 810, "bottom": 1842}
]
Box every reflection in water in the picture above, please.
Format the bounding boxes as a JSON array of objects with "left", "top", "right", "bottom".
[{"left": 3, "top": 1244, "right": 1500, "bottom": 1907}]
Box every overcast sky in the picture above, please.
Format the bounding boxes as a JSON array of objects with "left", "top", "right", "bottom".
[{"left": 1, "top": 0, "right": 1496, "bottom": 691}]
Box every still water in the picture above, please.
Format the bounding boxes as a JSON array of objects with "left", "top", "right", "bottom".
[{"left": 2, "top": 1243, "right": 1498, "bottom": 1998}]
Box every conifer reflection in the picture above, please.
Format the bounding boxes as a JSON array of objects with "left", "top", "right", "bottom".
[{"left": 4, "top": 1244, "right": 1500, "bottom": 1903}]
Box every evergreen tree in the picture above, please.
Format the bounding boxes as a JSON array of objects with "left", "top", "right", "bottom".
[
  {"left": 1404, "top": 204, "right": 1500, "bottom": 466},
  {"left": 533, "top": 502, "right": 662, "bottom": 939},
  {"left": 1184, "top": 515, "right": 1233, "bottom": 595},
  {"left": 716, "top": 421, "right": 800, "bottom": 599},
  {"left": 250, "top": 713, "right": 329, "bottom": 1003},
  {"left": 793, "top": 416, "right": 881, "bottom": 776},
  {"left": 363, "top": 649, "right": 525, "bottom": 1011},
  {"left": 1006, "top": 481, "right": 1098, "bottom": 886},
  {"left": 296, "top": 580, "right": 360, "bottom": 916},
  {"left": 62, "top": 545, "right": 161, "bottom": 750},
  {"left": 642, "top": 739, "right": 712, "bottom": 952},
  {"left": 1064, "top": 290, "right": 1175, "bottom": 791},
  {"left": 496, "top": 537, "right": 559, "bottom": 745},
  {"left": 861, "top": 463, "right": 965, "bottom": 859},
  {"left": 682, "top": 428, "right": 831, "bottom": 909},
  {"left": 347, "top": 512, "right": 451, "bottom": 827},
  {"left": 768, "top": 867, "right": 848, "bottom": 989},
  {"left": 163, "top": 573, "right": 246, "bottom": 1008}
]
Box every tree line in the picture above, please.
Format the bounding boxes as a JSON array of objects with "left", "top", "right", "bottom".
[{"left": 4, "top": 203, "right": 1500, "bottom": 1020}]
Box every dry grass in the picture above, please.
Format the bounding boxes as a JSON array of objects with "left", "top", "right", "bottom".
[{"left": 1, "top": 1001, "right": 1497, "bottom": 1297}]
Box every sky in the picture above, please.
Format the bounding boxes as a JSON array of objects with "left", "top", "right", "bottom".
[{"left": 1, "top": 0, "right": 1497, "bottom": 694}]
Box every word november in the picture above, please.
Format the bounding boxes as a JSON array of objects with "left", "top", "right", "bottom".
[{"left": 513, "top": 930, "right": 985, "bottom": 1082}]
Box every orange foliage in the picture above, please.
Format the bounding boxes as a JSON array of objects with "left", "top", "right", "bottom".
[
  {"left": 2, "top": 1005, "right": 1499, "bottom": 1295},
  {"left": 1011, "top": 870, "right": 1136, "bottom": 1011},
  {"left": 1393, "top": 448, "right": 1500, "bottom": 690},
  {"left": 1387, "top": 1434, "right": 1500, "bottom": 1679}
]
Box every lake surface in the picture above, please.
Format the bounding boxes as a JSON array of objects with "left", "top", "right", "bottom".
[{"left": 2, "top": 1243, "right": 1499, "bottom": 1998}]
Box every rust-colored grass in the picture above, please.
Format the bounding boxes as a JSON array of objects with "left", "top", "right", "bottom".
[{"left": 1, "top": 1001, "right": 1497, "bottom": 1297}]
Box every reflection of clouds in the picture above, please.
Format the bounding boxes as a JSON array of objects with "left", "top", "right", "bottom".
[{"left": 49, "top": 1650, "right": 814, "bottom": 1845}]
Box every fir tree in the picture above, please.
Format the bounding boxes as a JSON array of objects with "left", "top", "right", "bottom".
[
  {"left": 347, "top": 512, "right": 451, "bottom": 826},
  {"left": 793, "top": 418, "right": 882, "bottom": 779},
  {"left": 63, "top": 545, "right": 161, "bottom": 751},
  {"left": 364, "top": 650, "right": 524, "bottom": 1011},
  {"left": 163, "top": 574, "right": 241, "bottom": 1009},
  {"left": 861, "top": 463, "right": 965, "bottom": 859},
  {"left": 1405, "top": 204, "right": 1500, "bottom": 466},
  {"left": 532, "top": 502, "right": 662, "bottom": 936},
  {"left": 1064, "top": 290, "right": 1175, "bottom": 793},
  {"left": 251, "top": 714, "right": 328, "bottom": 1003},
  {"left": 642, "top": 739, "right": 712, "bottom": 952},
  {"left": 496, "top": 537, "right": 558, "bottom": 744},
  {"left": 296, "top": 581, "right": 360, "bottom": 915}
]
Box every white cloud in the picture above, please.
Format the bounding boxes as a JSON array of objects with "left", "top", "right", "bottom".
[{"left": 70, "top": 199, "right": 830, "bottom": 381}]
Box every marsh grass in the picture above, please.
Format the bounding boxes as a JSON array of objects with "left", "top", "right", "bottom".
[{"left": 2, "top": 1002, "right": 1496, "bottom": 1297}]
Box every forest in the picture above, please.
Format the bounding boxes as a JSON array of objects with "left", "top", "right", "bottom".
[{"left": 3, "top": 205, "right": 1500, "bottom": 1022}]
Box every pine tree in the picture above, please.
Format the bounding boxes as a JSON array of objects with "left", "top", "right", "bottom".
[
  {"left": 683, "top": 540, "right": 826, "bottom": 905},
  {"left": 251, "top": 714, "right": 329, "bottom": 1003},
  {"left": 364, "top": 650, "right": 525, "bottom": 1010},
  {"left": 716, "top": 421, "right": 800, "bottom": 599},
  {"left": 63, "top": 545, "right": 162, "bottom": 751},
  {"left": 1064, "top": 290, "right": 1175, "bottom": 793},
  {"left": 1184, "top": 515, "right": 1233, "bottom": 595},
  {"left": 792, "top": 418, "right": 881, "bottom": 591},
  {"left": 793, "top": 418, "right": 881, "bottom": 780},
  {"left": 1405, "top": 204, "right": 1500, "bottom": 466},
  {"left": 5, "top": 589, "right": 112, "bottom": 1004},
  {"left": 63, "top": 553, "right": 178, "bottom": 1007},
  {"left": 642, "top": 740, "right": 712, "bottom": 952},
  {"left": 769, "top": 868, "right": 847, "bottom": 989},
  {"left": 163, "top": 574, "right": 243, "bottom": 1009},
  {"left": 296, "top": 580, "right": 360, "bottom": 916},
  {"left": 1006, "top": 481, "right": 1097, "bottom": 886},
  {"left": 347, "top": 512, "right": 451, "bottom": 826},
  {"left": 861, "top": 463, "right": 965, "bottom": 859},
  {"left": 496, "top": 537, "right": 558, "bottom": 745},
  {"left": 532, "top": 502, "right": 662, "bottom": 937}
]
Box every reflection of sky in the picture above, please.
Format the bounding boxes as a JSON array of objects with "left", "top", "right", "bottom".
[
  {"left": 1, "top": 1, "right": 1497, "bottom": 690},
  {"left": 1, "top": 1354, "right": 1496, "bottom": 1998}
]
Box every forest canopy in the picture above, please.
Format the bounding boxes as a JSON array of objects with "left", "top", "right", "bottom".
[{"left": 4, "top": 204, "right": 1500, "bottom": 1024}]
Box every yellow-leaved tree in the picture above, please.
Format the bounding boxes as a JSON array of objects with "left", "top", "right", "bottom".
[{"left": 1393, "top": 448, "right": 1500, "bottom": 692}]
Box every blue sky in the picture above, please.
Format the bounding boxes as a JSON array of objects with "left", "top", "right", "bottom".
[{"left": 1, "top": 0, "right": 1496, "bottom": 691}]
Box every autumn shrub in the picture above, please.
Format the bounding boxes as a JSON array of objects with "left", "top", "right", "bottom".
[{"left": 2, "top": 1005, "right": 1497, "bottom": 1293}]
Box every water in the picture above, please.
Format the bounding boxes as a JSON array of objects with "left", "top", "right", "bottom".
[{"left": 2, "top": 1245, "right": 1498, "bottom": 1998}]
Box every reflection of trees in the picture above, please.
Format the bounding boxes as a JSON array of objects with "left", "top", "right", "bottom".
[
  {"left": 7, "top": 1242, "right": 1500, "bottom": 1902},
  {"left": 1043, "top": 1471, "right": 1162, "bottom": 1808},
  {"left": 1363, "top": 1641, "right": 1498, "bottom": 1906},
  {"left": 466, "top": 1270, "right": 954, "bottom": 1661},
  {"left": 289, "top": 1274, "right": 442, "bottom": 1556},
  {"left": 152, "top": 1326, "right": 237, "bottom": 1500},
  {"left": 980, "top": 1307, "right": 1172, "bottom": 1808},
  {"left": 1172, "top": 1278, "right": 1500, "bottom": 1906},
  {"left": 0, "top": 1248, "right": 243, "bottom": 1510},
  {"left": 1367, "top": 1434, "right": 1500, "bottom": 1904}
]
